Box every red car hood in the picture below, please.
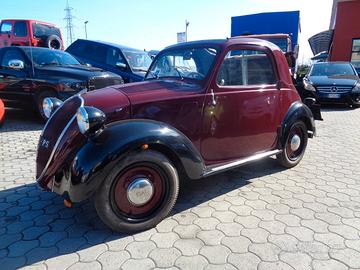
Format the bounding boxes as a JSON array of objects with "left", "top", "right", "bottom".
[{"left": 111, "top": 79, "right": 203, "bottom": 106}]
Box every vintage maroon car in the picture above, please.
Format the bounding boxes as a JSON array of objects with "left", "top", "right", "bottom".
[
  {"left": 0, "top": 98, "right": 4, "bottom": 126},
  {"left": 36, "top": 38, "right": 321, "bottom": 232}
]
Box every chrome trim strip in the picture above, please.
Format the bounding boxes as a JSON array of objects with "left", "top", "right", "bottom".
[
  {"left": 36, "top": 95, "right": 84, "bottom": 183},
  {"left": 203, "top": 149, "right": 282, "bottom": 177}
]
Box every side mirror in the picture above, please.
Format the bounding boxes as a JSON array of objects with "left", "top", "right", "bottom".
[
  {"left": 116, "top": 62, "right": 127, "bottom": 70},
  {"left": 8, "top": 59, "right": 24, "bottom": 70}
]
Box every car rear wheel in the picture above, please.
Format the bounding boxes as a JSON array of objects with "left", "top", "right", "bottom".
[
  {"left": 277, "top": 121, "right": 308, "bottom": 168},
  {"left": 35, "top": 90, "right": 57, "bottom": 122},
  {"left": 94, "top": 151, "right": 179, "bottom": 232}
]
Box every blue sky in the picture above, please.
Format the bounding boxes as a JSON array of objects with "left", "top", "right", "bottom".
[{"left": 0, "top": 0, "right": 333, "bottom": 63}]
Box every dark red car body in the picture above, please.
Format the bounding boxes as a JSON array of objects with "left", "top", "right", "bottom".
[
  {"left": 0, "top": 19, "right": 64, "bottom": 50},
  {"left": 35, "top": 38, "right": 318, "bottom": 231},
  {"left": 0, "top": 98, "right": 4, "bottom": 126}
]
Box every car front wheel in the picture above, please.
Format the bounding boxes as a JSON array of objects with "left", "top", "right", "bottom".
[
  {"left": 277, "top": 121, "right": 308, "bottom": 168},
  {"left": 94, "top": 151, "right": 179, "bottom": 232}
]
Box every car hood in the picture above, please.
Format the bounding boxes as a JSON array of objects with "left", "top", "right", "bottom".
[
  {"left": 309, "top": 75, "right": 359, "bottom": 87},
  {"left": 36, "top": 65, "right": 118, "bottom": 80},
  {"left": 111, "top": 79, "right": 203, "bottom": 105}
]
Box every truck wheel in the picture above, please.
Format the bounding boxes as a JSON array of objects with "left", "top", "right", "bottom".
[
  {"left": 277, "top": 121, "right": 308, "bottom": 168},
  {"left": 94, "top": 151, "right": 179, "bottom": 232},
  {"left": 46, "top": 35, "right": 62, "bottom": 50},
  {"left": 35, "top": 90, "right": 57, "bottom": 122}
]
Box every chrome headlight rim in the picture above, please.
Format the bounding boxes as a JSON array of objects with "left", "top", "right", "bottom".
[
  {"left": 76, "top": 106, "right": 90, "bottom": 134},
  {"left": 42, "top": 98, "right": 54, "bottom": 119}
]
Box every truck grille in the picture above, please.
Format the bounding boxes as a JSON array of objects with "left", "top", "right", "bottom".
[
  {"left": 88, "top": 76, "right": 123, "bottom": 91},
  {"left": 317, "top": 86, "right": 353, "bottom": 94}
]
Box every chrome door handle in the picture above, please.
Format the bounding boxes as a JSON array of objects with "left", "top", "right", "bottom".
[
  {"left": 210, "top": 89, "right": 217, "bottom": 106},
  {"left": 0, "top": 74, "right": 4, "bottom": 78}
]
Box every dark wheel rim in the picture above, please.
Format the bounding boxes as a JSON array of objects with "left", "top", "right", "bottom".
[
  {"left": 111, "top": 164, "right": 166, "bottom": 221},
  {"left": 285, "top": 125, "right": 305, "bottom": 161}
]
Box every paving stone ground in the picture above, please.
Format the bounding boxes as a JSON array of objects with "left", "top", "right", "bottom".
[{"left": 1, "top": 106, "right": 360, "bottom": 270}]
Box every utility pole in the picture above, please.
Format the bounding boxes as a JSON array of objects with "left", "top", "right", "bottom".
[
  {"left": 185, "top": 20, "right": 190, "bottom": 42},
  {"left": 84, "top": 21, "right": 88, "bottom": 39},
  {"left": 64, "top": 0, "right": 75, "bottom": 46}
]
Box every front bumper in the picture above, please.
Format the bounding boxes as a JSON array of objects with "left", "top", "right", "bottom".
[{"left": 314, "top": 91, "right": 360, "bottom": 105}]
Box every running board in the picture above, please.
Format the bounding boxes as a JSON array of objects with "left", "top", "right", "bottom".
[{"left": 203, "top": 149, "right": 282, "bottom": 177}]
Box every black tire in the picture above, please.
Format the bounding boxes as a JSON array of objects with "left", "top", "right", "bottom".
[
  {"left": 35, "top": 90, "right": 57, "bottom": 122},
  {"left": 46, "top": 35, "right": 62, "bottom": 50},
  {"left": 94, "top": 150, "right": 179, "bottom": 232},
  {"left": 277, "top": 121, "right": 308, "bottom": 168}
]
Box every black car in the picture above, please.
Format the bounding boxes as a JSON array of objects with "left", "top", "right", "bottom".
[
  {"left": 303, "top": 62, "right": 360, "bottom": 106},
  {"left": 0, "top": 46, "right": 124, "bottom": 120},
  {"left": 66, "top": 39, "right": 153, "bottom": 83}
]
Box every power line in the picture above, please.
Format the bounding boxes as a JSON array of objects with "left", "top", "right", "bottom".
[{"left": 64, "top": 0, "right": 75, "bottom": 46}]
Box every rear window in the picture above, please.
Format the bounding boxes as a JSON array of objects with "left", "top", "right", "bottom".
[{"left": 32, "top": 23, "right": 61, "bottom": 38}]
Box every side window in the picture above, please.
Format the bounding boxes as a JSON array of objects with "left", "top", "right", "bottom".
[
  {"left": 67, "top": 41, "right": 86, "bottom": 55},
  {"left": 1, "top": 50, "right": 25, "bottom": 67},
  {"left": 217, "top": 49, "right": 276, "bottom": 86},
  {"left": 106, "top": 48, "right": 125, "bottom": 66},
  {"left": 0, "top": 22, "right": 12, "bottom": 34},
  {"left": 84, "top": 44, "right": 107, "bottom": 63},
  {"left": 14, "top": 21, "right": 28, "bottom": 37}
]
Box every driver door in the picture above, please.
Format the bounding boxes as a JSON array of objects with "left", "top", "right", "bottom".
[
  {"left": 0, "top": 48, "right": 31, "bottom": 103},
  {"left": 201, "top": 46, "right": 281, "bottom": 163}
]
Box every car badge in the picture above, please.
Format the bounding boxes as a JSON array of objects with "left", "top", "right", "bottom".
[
  {"left": 40, "top": 138, "right": 50, "bottom": 149},
  {"left": 331, "top": 86, "right": 337, "bottom": 93}
]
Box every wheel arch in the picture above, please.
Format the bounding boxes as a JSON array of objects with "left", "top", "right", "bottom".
[
  {"left": 279, "top": 101, "right": 315, "bottom": 149},
  {"left": 68, "top": 120, "right": 205, "bottom": 201}
]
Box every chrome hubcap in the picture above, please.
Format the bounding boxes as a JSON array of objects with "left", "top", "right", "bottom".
[
  {"left": 127, "top": 178, "right": 154, "bottom": 206},
  {"left": 290, "top": 134, "right": 301, "bottom": 151}
]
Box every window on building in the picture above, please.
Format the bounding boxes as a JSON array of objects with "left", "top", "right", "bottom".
[{"left": 351, "top": 39, "right": 360, "bottom": 68}]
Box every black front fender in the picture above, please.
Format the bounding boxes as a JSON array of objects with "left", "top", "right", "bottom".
[
  {"left": 71, "top": 119, "right": 205, "bottom": 194},
  {"left": 279, "top": 101, "right": 316, "bottom": 148}
]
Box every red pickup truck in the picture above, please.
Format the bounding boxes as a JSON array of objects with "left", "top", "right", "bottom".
[{"left": 0, "top": 19, "right": 64, "bottom": 50}]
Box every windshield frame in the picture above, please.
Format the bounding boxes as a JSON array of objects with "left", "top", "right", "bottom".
[
  {"left": 145, "top": 45, "right": 220, "bottom": 82},
  {"left": 310, "top": 63, "right": 357, "bottom": 77},
  {"left": 23, "top": 48, "right": 81, "bottom": 67}
]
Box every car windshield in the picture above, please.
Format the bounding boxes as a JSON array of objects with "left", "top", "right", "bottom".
[
  {"left": 145, "top": 46, "right": 219, "bottom": 81},
  {"left": 310, "top": 63, "right": 356, "bottom": 76},
  {"left": 122, "top": 50, "right": 152, "bottom": 71},
  {"left": 32, "top": 23, "right": 61, "bottom": 39},
  {"left": 23, "top": 48, "right": 81, "bottom": 66}
]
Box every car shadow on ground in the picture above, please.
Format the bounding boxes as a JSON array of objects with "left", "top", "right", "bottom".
[
  {"left": 320, "top": 103, "right": 359, "bottom": 112},
  {"left": 0, "top": 108, "right": 43, "bottom": 133},
  {"left": 0, "top": 157, "right": 286, "bottom": 269}
]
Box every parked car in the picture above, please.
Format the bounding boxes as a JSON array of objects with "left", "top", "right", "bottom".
[
  {"left": 0, "top": 46, "right": 124, "bottom": 120},
  {"left": 0, "top": 19, "right": 64, "bottom": 50},
  {"left": 303, "top": 62, "right": 360, "bottom": 107},
  {"left": 147, "top": 50, "right": 160, "bottom": 59},
  {"left": 36, "top": 38, "right": 321, "bottom": 232},
  {"left": 0, "top": 98, "right": 4, "bottom": 126},
  {"left": 66, "top": 39, "right": 152, "bottom": 83}
]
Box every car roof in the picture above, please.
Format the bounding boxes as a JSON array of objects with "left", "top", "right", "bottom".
[
  {"left": 163, "top": 38, "right": 281, "bottom": 52},
  {"left": 74, "top": 39, "right": 145, "bottom": 52},
  {"left": 1, "top": 19, "right": 56, "bottom": 26},
  {"left": 313, "top": 61, "right": 352, "bottom": 65},
  {"left": 4, "top": 46, "right": 67, "bottom": 53}
]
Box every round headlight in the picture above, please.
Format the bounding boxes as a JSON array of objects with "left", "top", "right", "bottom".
[
  {"left": 76, "top": 106, "right": 106, "bottom": 135},
  {"left": 42, "top": 98, "right": 54, "bottom": 119},
  {"left": 77, "top": 107, "right": 90, "bottom": 134},
  {"left": 42, "top": 97, "right": 63, "bottom": 119}
]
